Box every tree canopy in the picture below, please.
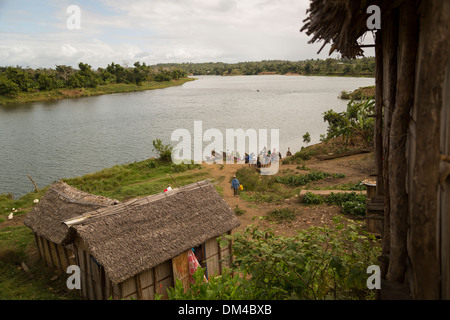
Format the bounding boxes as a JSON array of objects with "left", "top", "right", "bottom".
[{"left": 0, "top": 62, "right": 187, "bottom": 96}]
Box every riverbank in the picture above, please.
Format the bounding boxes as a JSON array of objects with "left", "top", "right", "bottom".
[
  {"left": 0, "top": 77, "right": 195, "bottom": 106},
  {"left": 339, "top": 85, "right": 375, "bottom": 100},
  {"left": 0, "top": 136, "right": 377, "bottom": 299}
]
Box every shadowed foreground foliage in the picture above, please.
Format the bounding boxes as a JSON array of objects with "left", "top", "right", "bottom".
[{"left": 167, "top": 216, "right": 381, "bottom": 300}]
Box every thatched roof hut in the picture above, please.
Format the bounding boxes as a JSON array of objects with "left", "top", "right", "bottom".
[
  {"left": 61, "top": 180, "right": 240, "bottom": 299},
  {"left": 302, "top": 0, "right": 450, "bottom": 300},
  {"left": 24, "top": 181, "right": 118, "bottom": 272}
]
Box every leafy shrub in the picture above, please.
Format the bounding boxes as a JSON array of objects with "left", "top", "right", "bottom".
[
  {"left": 302, "top": 192, "right": 324, "bottom": 205},
  {"left": 275, "top": 171, "right": 330, "bottom": 187},
  {"left": 165, "top": 217, "right": 381, "bottom": 300},
  {"left": 323, "top": 98, "right": 375, "bottom": 145},
  {"left": 283, "top": 148, "right": 316, "bottom": 164},
  {"left": 226, "top": 217, "right": 380, "bottom": 300},
  {"left": 327, "top": 192, "right": 366, "bottom": 206},
  {"left": 152, "top": 139, "right": 173, "bottom": 162},
  {"left": 301, "top": 191, "right": 367, "bottom": 216},
  {"left": 241, "top": 191, "right": 286, "bottom": 203},
  {"left": 342, "top": 201, "right": 366, "bottom": 216},
  {"left": 166, "top": 267, "right": 248, "bottom": 300}
]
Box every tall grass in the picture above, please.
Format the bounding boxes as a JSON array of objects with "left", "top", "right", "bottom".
[{"left": 64, "top": 159, "right": 204, "bottom": 201}]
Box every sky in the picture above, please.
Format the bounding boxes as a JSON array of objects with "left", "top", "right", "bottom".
[{"left": 0, "top": 0, "right": 375, "bottom": 69}]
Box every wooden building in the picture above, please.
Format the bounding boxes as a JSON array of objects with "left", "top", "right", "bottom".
[
  {"left": 23, "top": 181, "right": 118, "bottom": 273},
  {"left": 302, "top": 0, "right": 450, "bottom": 299},
  {"left": 60, "top": 180, "right": 240, "bottom": 300}
]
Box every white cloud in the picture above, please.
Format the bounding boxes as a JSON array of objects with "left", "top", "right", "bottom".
[{"left": 0, "top": 0, "right": 373, "bottom": 68}]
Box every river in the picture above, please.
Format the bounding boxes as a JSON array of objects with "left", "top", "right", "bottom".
[{"left": 0, "top": 75, "right": 374, "bottom": 197}]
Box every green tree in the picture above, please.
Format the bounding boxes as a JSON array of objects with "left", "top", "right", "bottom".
[
  {"left": 323, "top": 98, "right": 375, "bottom": 145},
  {"left": 152, "top": 139, "right": 173, "bottom": 162},
  {"left": 303, "top": 132, "right": 311, "bottom": 146},
  {"left": 35, "top": 73, "right": 58, "bottom": 90},
  {"left": 0, "top": 76, "right": 20, "bottom": 96}
]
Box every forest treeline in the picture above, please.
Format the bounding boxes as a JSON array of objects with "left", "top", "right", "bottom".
[
  {"left": 0, "top": 62, "right": 187, "bottom": 97},
  {"left": 155, "top": 56, "right": 375, "bottom": 77},
  {"left": 0, "top": 57, "right": 374, "bottom": 97}
]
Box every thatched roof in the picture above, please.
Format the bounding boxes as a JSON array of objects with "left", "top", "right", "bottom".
[
  {"left": 24, "top": 181, "right": 118, "bottom": 245},
  {"left": 62, "top": 180, "right": 240, "bottom": 284},
  {"left": 301, "top": 0, "right": 382, "bottom": 58}
]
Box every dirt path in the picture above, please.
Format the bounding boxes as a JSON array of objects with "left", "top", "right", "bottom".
[{"left": 204, "top": 151, "right": 375, "bottom": 236}]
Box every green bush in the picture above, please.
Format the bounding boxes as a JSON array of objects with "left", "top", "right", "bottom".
[
  {"left": 342, "top": 201, "right": 366, "bottom": 216},
  {"left": 166, "top": 217, "right": 381, "bottom": 300},
  {"left": 301, "top": 191, "right": 367, "bottom": 216},
  {"left": 323, "top": 98, "right": 375, "bottom": 145},
  {"left": 275, "top": 171, "right": 330, "bottom": 187},
  {"left": 327, "top": 192, "right": 366, "bottom": 206},
  {"left": 152, "top": 139, "right": 173, "bottom": 162},
  {"left": 302, "top": 192, "right": 324, "bottom": 205},
  {"left": 284, "top": 148, "right": 316, "bottom": 164}
]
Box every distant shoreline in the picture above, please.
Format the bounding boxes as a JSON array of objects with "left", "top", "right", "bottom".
[
  {"left": 0, "top": 77, "right": 195, "bottom": 106},
  {"left": 200, "top": 72, "right": 375, "bottom": 78}
]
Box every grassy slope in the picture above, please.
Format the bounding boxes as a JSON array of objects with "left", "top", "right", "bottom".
[{"left": 0, "top": 78, "right": 194, "bottom": 106}]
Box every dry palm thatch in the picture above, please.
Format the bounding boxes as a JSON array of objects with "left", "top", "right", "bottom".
[
  {"left": 62, "top": 180, "right": 240, "bottom": 284},
  {"left": 301, "top": 0, "right": 380, "bottom": 58},
  {"left": 24, "top": 181, "right": 118, "bottom": 245}
]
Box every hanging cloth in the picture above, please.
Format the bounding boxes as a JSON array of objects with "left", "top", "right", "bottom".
[{"left": 188, "top": 249, "right": 208, "bottom": 284}]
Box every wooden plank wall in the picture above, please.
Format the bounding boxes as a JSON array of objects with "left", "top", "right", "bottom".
[
  {"left": 33, "top": 234, "right": 75, "bottom": 274},
  {"left": 378, "top": 1, "right": 450, "bottom": 299},
  {"left": 121, "top": 260, "right": 173, "bottom": 300},
  {"left": 74, "top": 235, "right": 233, "bottom": 300},
  {"left": 204, "top": 236, "right": 232, "bottom": 278},
  {"left": 172, "top": 251, "right": 190, "bottom": 293}
]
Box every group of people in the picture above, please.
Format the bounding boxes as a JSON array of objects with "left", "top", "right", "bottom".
[
  {"left": 247, "top": 147, "right": 282, "bottom": 168},
  {"left": 207, "top": 147, "right": 293, "bottom": 167}
]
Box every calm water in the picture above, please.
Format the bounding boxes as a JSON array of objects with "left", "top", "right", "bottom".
[{"left": 0, "top": 75, "right": 374, "bottom": 197}]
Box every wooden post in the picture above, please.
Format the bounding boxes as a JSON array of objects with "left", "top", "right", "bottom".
[
  {"left": 217, "top": 240, "right": 223, "bottom": 275},
  {"left": 135, "top": 274, "right": 143, "bottom": 300},
  {"left": 53, "top": 242, "right": 63, "bottom": 273},
  {"left": 408, "top": 0, "right": 450, "bottom": 299},
  {"left": 375, "top": 29, "right": 384, "bottom": 197},
  {"left": 380, "top": 8, "right": 399, "bottom": 281},
  {"left": 45, "top": 238, "right": 55, "bottom": 270},
  {"left": 153, "top": 267, "right": 158, "bottom": 297},
  {"left": 386, "top": 1, "right": 418, "bottom": 284},
  {"left": 33, "top": 234, "right": 42, "bottom": 261}
]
